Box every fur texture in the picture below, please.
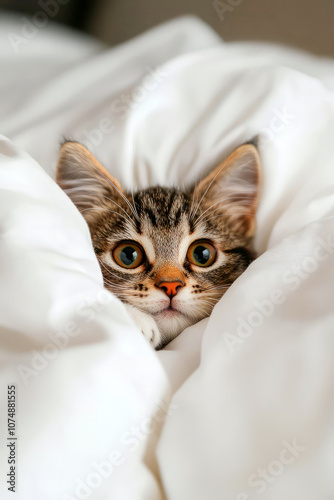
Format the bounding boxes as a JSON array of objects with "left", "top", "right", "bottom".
[{"left": 56, "top": 141, "right": 261, "bottom": 349}]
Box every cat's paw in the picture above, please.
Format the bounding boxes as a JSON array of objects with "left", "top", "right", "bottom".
[{"left": 125, "top": 305, "right": 162, "bottom": 349}]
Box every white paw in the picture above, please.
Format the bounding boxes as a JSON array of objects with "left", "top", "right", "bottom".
[{"left": 125, "top": 305, "right": 162, "bottom": 349}]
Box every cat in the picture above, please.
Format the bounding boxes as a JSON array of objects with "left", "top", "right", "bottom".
[{"left": 56, "top": 141, "right": 261, "bottom": 349}]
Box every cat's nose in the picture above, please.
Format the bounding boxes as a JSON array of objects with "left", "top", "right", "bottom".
[{"left": 156, "top": 280, "right": 185, "bottom": 299}]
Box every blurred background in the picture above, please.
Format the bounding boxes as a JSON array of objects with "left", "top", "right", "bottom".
[{"left": 0, "top": 0, "right": 333, "bottom": 56}]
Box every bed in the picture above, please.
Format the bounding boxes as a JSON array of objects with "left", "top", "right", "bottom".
[{"left": 1, "top": 14, "right": 334, "bottom": 500}]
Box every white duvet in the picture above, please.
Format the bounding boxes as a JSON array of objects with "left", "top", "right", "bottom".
[{"left": 0, "top": 14, "right": 334, "bottom": 500}]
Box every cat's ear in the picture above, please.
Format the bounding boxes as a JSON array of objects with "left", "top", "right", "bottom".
[
  {"left": 191, "top": 144, "right": 261, "bottom": 238},
  {"left": 56, "top": 141, "right": 124, "bottom": 222}
]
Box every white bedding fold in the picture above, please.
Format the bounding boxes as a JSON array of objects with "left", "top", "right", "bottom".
[{"left": 1, "top": 15, "right": 334, "bottom": 500}]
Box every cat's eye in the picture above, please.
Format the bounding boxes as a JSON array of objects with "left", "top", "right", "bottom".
[
  {"left": 113, "top": 242, "right": 144, "bottom": 269},
  {"left": 187, "top": 240, "right": 216, "bottom": 267}
]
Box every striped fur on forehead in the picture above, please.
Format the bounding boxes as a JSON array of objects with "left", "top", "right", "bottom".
[{"left": 134, "top": 186, "right": 190, "bottom": 230}]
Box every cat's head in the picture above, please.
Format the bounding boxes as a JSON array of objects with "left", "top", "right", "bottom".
[{"left": 56, "top": 141, "right": 261, "bottom": 347}]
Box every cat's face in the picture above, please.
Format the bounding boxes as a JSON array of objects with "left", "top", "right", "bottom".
[{"left": 56, "top": 142, "right": 260, "bottom": 346}]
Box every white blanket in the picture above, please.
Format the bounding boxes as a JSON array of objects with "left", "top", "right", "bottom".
[{"left": 1, "top": 14, "right": 334, "bottom": 500}]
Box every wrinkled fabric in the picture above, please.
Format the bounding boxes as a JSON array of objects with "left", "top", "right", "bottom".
[{"left": 0, "top": 14, "right": 334, "bottom": 500}]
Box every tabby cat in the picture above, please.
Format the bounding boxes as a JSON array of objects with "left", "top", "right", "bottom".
[{"left": 56, "top": 141, "right": 260, "bottom": 349}]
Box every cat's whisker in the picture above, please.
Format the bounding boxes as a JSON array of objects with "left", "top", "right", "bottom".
[
  {"left": 101, "top": 271, "right": 128, "bottom": 284},
  {"left": 102, "top": 278, "right": 151, "bottom": 298},
  {"left": 193, "top": 204, "right": 225, "bottom": 226},
  {"left": 89, "top": 164, "right": 141, "bottom": 222},
  {"left": 194, "top": 214, "right": 223, "bottom": 226},
  {"left": 201, "top": 298, "right": 224, "bottom": 305},
  {"left": 192, "top": 200, "right": 240, "bottom": 226},
  {"left": 106, "top": 281, "right": 138, "bottom": 289},
  {"left": 195, "top": 304, "right": 212, "bottom": 318},
  {"left": 100, "top": 262, "right": 131, "bottom": 283},
  {"left": 96, "top": 195, "right": 137, "bottom": 228},
  {"left": 103, "top": 278, "right": 120, "bottom": 289},
  {"left": 188, "top": 181, "right": 197, "bottom": 221},
  {"left": 105, "top": 283, "right": 135, "bottom": 292},
  {"left": 195, "top": 305, "right": 215, "bottom": 316},
  {"left": 66, "top": 186, "right": 137, "bottom": 228},
  {"left": 109, "top": 282, "right": 150, "bottom": 292},
  {"left": 194, "top": 294, "right": 225, "bottom": 303},
  {"left": 204, "top": 286, "right": 230, "bottom": 291},
  {"left": 202, "top": 283, "right": 230, "bottom": 290},
  {"left": 103, "top": 275, "right": 130, "bottom": 287},
  {"left": 79, "top": 205, "right": 135, "bottom": 227},
  {"left": 194, "top": 204, "right": 258, "bottom": 227},
  {"left": 194, "top": 297, "right": 216, "bottom": 308},
  {"left": 190, "top": 150, "right": 260, "bottom": 221},
  {"left": 189, "top": 170, "right": 204, "bottom": 221},
  {"left": 189, "top": 175, "right": 203, "bottom": 221},
  {"left": 202, "top": 291, "right": 226, "bottom": 297},
  {"left": 104, "top": 287, "right": 142, "bottom": 303},
  {"left": 199, "top": 287, "right": 230, "bottom": 295},
  {"left": 130, "top": 186, "right": 140, "bottom": 221},
  {"left": 190, "top": 162, "right": 232, "bottom": 221},
  {"left": 100, "top": 273, "right": 126, "bottom": 287},
  {"left": 195, "top": 209, "right": 258, "bottom": 227},
  {"left": 193, "top": 194, "right": 258, "bottom": 227},
  {"left": 200, "top": 297, "right": 221, "bottom": 306}
]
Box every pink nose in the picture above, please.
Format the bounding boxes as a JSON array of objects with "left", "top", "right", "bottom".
[{"left": 156, "top": 280, "right": 184, "bottom": 298}]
